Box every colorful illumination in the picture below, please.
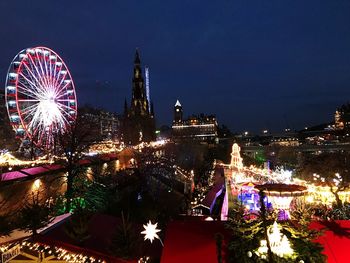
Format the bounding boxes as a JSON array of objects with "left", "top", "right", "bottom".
[
  {"left": 229, "top": 143, "right": 243, "bottom": 170},
  {"left": 5, "top": 46, "right": 77, "bottom": 149},
  {"left": 256, "top": 221, "right": 294, "bottom": 259}
]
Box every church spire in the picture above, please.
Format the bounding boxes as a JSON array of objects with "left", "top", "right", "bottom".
[
  {"left": 130, "top": 48, "right": 148, "bottom": 116},
  {"left": 134, "top": 48, "right": 141, "bottom": 64},
  {"left": 124, "top": 98, "right": 128, "bottom": 116},
  {"left": 122, "top": 49, "right": 156, "bottom": 145}
]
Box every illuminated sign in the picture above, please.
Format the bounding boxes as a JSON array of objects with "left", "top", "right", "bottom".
[{"left": 1, "top": 245, "right": 20, "bottom": 263}]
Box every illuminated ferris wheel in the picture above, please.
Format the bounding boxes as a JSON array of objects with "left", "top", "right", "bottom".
[{"left": 5, "top": 47, "right": 77, "bottom": 149}]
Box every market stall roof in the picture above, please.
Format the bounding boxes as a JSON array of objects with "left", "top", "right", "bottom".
[
  {"left": 78, "top": 159, "right": 91, "bottom": 165},
  {"left": 160, "top": 218, "right": 229, "bottom": 263},
  {"left": 38, "top": 214, "right": 161, "bottom": 262},
  {"left": 42, "top": 164, "right": 64, "bottom": 171},
  {"left": 202, "top": 171, "right": 225, "bottom": 208},
  {"left": 0, "top": 170, "right": 27, "bottom": 181},
  {"left": 20, "top": 166, "right": 50, "bottom": 176}
]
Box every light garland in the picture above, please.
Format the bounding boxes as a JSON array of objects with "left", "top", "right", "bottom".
[
  {"left": 0, "top": 240, "right": 106, "bottom": 263},
  {"left": 0, "top": 152, "right": 53, "bottom": 167}
]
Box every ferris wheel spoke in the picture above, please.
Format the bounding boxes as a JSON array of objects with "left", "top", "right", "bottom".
[
  {"left": 28, "top": 54, "right": 47, "bottom": 89},
  {"left": 35, "top": 51, "right": 50, "bottom": 88},
  {"left": 28, "top": 110, "right": 44, "bottom": 132},
  {"left": 33, "top": 126, "right": 45, "bottom": 145},
  {"left": 17, "top": 77, "right": 38, "bottom": 95},
  {"left": 32, "top": 55, "right": 50, "bottom": 91},
  {"left": 18, "top": 70, "right": 46, "bottom": 98},
  {"left": 55, "top": 111, "right": 70, "bottom": 127},
  {"left": 55, "top": 88, "right": 70, "bottom": 100},
  {"left": 53, "top": 102, "right": 70, "bottom": 116},
  {"left": 48, "top": 53, "right": 55, "bottom": 89},
  {"left": 55, "top": 80, "right": 72, "bottom": 98},
  {"left": 28, "top": 57, "right": 45, "bottom": 90},
  {"left": 42, "top": 52, "right": 49, "bottom": 83},
  {"left": 56, "top": 102, "right": 75, "bottom": 112},
  {"left": 22, "top": 61, "right": 43, "bottom": 90},
  {"left": 21, "top": 106, "right": 39, "bottom": 118},
  {"left": 56, "top": 105, "right": 74, "bottom": 123},
  {"left": 19, "top": 108, "right": 39, "bottom": 118},
  {"left": 17, "top": 99, "right": 40, "bottom": 102},
  {"left": 54, "top": 71, "right": 67, "bottom": 94},
  {"left": 23, "top": 105, "right": 40, "bottom": 122},
  {"left": 50, "top": 57, "right": 58, "bottom": 88},
  {"left": 21, "top": 105, "right": 40, "bottom": 118},
  {"left": 17, "top": 83, "right": 40, "bottom": 99},
  {"left": 18, "top": 73, "right": 41, "bottom": 93},
  {"left": 42, "top": 54, "right": 53, "bottom": 91}
]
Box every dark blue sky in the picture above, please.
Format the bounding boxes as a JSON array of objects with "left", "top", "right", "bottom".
[{"left": 1, "top": 0, "right": 350, "bottom": 133}]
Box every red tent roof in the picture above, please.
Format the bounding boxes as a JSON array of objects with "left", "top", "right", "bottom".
[
  {"left": 78, "top": 159, "right": 91, "bottom": 165},
  {"left": 161, "top": 218, "right": 228, "bottom": 263},
  {"left": 39, "top": 214, "right": 161, "bottom": 262},
  {"left": 310, "top": 220, "right": 350, "bottom": 263}
]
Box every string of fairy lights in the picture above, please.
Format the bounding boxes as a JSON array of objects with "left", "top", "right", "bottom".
[{"left": 0, "top": 240, "right": 106, "bottom": 263}]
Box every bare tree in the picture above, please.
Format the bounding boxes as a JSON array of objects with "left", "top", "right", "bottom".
[
  {"left": 56, "top": 114, "right": 97, "bottom": 212},
  {"left": 297, "top": 152, "right": 350, "bottom": 207}
]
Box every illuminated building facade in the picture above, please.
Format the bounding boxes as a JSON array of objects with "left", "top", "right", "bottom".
[
  {"left": 80, "top": 106, "right": 120, "bottom": 140},
  {"left": 335, "top": 103, "right": 350, "bottom": 130},
  {"left": 122, "top": 49, "right": 155, "bottom": 145},
  {"left": 171, "top": 100, "right": 218, "bottom": 143}
]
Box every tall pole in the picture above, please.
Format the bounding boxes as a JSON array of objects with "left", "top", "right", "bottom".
[
  {"left": 259, "top": 189, "right": 274, "bottom": 263},
  {"left": 145, "top": 66, "right": 151, "bottom": 113}
]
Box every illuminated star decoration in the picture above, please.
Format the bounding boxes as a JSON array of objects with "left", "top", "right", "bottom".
[{"left": 141, "top": 220, "right": 163, "bottom": 246}]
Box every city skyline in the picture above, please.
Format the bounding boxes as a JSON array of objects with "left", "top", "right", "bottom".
[{"left": 1, "top": 1, "right": 350, "bottom": 132}]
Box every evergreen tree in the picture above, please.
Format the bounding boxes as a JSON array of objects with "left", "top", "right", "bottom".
[
  {"left": 226, "top": 200, "right": 264, "bottom": 263},
  {"left": 109, "top": 211, "right": 139, "bottom": 259},
  {"left": 64, "top": 200, "right": 91, "bottom": 244},
  {"left": 17, "top": 193, "right": 53, "bottom": 235},
  {"left": 226, "top": 196, "right": 326, "bottom": 262}
]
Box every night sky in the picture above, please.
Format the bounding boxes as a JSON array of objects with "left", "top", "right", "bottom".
[{"left": 1, "top": 0, "right": 350, "bottom": 133}]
